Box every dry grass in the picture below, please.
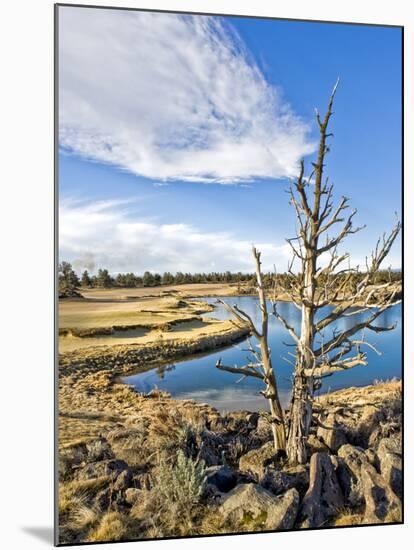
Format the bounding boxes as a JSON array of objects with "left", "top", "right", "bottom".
[
  {"left": 87, "top": 512, "right": 130, "bottom": 542},
  {"left": 59, "top": 296, "right": 210, "bottom": 331},
  {"left": 384, "top": 507, "right": 403, "bottom": 523},
  {"left": 58, "top": 293, "right": 247, "bottom": 355},
  {"left": 59, "top": 477, "right": 110, "bottom": 536},
  {"left": 332, "top": 507, "right": 364, "bottom": 527},
  {"left": 79, "top": 283, "right": 240, "bottom": 300},
  {"left": 59, "top": 412, "right": 122, "bottom": 447}
]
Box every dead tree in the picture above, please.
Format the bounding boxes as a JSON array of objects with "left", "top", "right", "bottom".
[
  {"left": 215, "top": 247, "right": 287, "bottom": 453},
  {"left": 272, "top": 80, "right": 401, "bottom": 464}
]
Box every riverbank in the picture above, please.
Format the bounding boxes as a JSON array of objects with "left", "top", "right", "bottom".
[
  {"left": 58, "top": 370, "right": 402, "bottom": 543},
  {"left": 58, "top": 298, "right": 251, "bottom": 433},
  {"left": 57, "top": 290, "right": 402, "bottom": 543}
]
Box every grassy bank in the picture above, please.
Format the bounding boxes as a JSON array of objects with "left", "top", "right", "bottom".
[
  {"left": 57, "top": 289, "right": 402, "bottom": 544},
  {"left": 58, "top": 371, "right": 402, "bottom": 543}
]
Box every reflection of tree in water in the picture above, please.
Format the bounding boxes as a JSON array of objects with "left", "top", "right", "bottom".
[{"left": 156, "top": 363, "right": 176, "bottom": 379}]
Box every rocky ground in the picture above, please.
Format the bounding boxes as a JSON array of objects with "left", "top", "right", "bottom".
[
  {"left": 57, "top": 294, "right": 402, "bottom": 544},
  {"left": 58, "top": 359, "right": 402, "bottom": 543}
]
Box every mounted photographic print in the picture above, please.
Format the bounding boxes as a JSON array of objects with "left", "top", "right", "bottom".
[{"left": 55, "top": 3, "right": 403, "bottom": 545}]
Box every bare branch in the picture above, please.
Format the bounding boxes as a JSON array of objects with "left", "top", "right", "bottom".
[
  {"left": 215, "top": 359, "right": 264, "bottom": 380},
  {"left": 369, "top": 221, "right": 401, "bottom": 273},
  {"left": 271, "top": 303, "right": 300, "bottom": 343},
  {"left": 305, "top": 353, "right": 368, "bottom": 378},
  {"left": 316, "top": 195, "right": 350, "bottom": 237},
  {"left": 314, "top": 305, "right": 397, "bottom": 358},
  {"left": 216, "top": 299, "right": 260, "bottom": 339},
  {"left": 317, "top": 209, "right": 366, "bottom": 255},
  {"left": 293, "top": 160, "right": 312, "bottom": 218}
]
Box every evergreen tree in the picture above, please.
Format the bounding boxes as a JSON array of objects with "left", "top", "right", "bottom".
[
  {"left": 81, "top": 270, "right": 92, "bottom": 287},
  {"left": 162, "top": 272, "right": 174, "bottom": 285},
  {"left": 143, "top": 271, "right": 155, "bottom": 287},
  {"left": 96, "top": 268, "right": 112, "bottom": 288},
  {"left": 58, "top": 261, "right": 81, "bottom": 297}
]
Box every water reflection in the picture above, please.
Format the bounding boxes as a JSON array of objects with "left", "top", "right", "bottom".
[
  {"left": 123, "top": 297, "right": 402, "bottom": 412},
  {"left": 156, "top": 363, "right": 176, "bottom": 380}
]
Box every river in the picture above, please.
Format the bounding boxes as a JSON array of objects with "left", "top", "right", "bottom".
[{"left": 122, "top": 297, "right": 402, "bottom": 412}]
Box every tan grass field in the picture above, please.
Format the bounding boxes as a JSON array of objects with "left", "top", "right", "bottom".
[
  {"left": 58, "top": 286, "right": 243, "bottom": 355},
  {"left": 80, "top": 282, "right": 238, "bottom": 300}
]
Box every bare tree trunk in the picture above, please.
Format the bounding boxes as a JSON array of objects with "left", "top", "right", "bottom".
[
  {"left": 286, "top": 374, "right": 312, "bottom": 464},
  {"left": 260, "top": 339, "right": 287, "bottom": 452},
  {"left": 254, "top": 248, "right": 287, "bottom": 453},
  {"left": 216, "top": 247, "right": 287, "bottom": 454},
  {"left": 286, "top": 254, "right": 316, "bottom": 464},
  {"left": 285, "top": 84, "right": 331, "bottom": 464}
]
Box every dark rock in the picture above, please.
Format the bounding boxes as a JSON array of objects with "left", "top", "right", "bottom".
[
  {"left": 256, "top": 415, "right": 273, "bottom": 439},
  {"left": 300, "top": 452, "right": 343, "bottom": 528},
  {"left": 337, "top": 443, "right": 402, "bottom": 523},
  {"left": 246, "top": 412, "right": 260, "bottom": 429},
  {"left": 86, "top": 437, "right": 114, "bottom": 462},
  {"left": 364, "top": 448, "right": 379, "bottom": 468},
  {"left": 197, "top": 430, "right": 224, "bottom": 466},
  {"left": 207, "top": 415, "right": 226, "bottom": 432},
  {"left": 205, "top": 465, "right": 238, "bottom": 493},
  {"left": 224, "top": 411, "right": 250, "bottom": 432},
  {"left": 337, "top": 444, "right": 369, "bottom": 506},
  {"left": 366, "top": 405, "right": 401, "bottom": 449},
  {"left": 306, "top": 434, "right": 330, "bottom": 455},
  {"left": 113, "top": 468, "right": 133, "bottom": 491},
  {"left": 219, "top": 483, "right": 299, "bottom": 531},
  {"left": 360, "top": 462, "right": 402, "bottom": 523},
  {"left": 225, "top": 434, "right": 252, "bottom": 465},
  {"left": 316, "top": 412, "right": 347, "bottom": 453},
  {"left": 377, "top": 437, "right": 402, "bottom": 499},
  {"left": 76, "top": 459, "right": 129, "bottom": 481},
  {"left": 94, "top": 487, "right": 112, "bottom": 511},
  {"left": 261, "top": 464, "right": 309, "bottom": 497},
  {"left": 239, "top": 441, "right": 275, "bottom": 479}
]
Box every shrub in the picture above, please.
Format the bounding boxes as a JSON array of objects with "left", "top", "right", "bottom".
[
  {"left": 157, "top": 449, "right": 207, "bottom": 508},
  {"left": 130, "top": 450, "right": 207, "bottom": 537}
]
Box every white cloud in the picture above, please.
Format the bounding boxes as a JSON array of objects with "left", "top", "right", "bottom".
[
  {"left": 59, "top": 199, "right": 290, "bottom": 274},
  {"left": 59, "top": 7, "right": 314, "bottom": 183}
]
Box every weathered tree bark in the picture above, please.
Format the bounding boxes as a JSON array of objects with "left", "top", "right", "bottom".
[
  {"left": 216, "top": 247, "right": 286, "bottom": 454},
  {"left": 254, "top": 248, "right": 287, "bottom": 453}
]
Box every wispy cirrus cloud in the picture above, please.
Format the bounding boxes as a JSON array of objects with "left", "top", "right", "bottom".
[
  {"left": 59, "top": 8, "right": 314, "bottom": 183},
  {"left": 59, "top": 199, "right": 291, "bottom": 274}
]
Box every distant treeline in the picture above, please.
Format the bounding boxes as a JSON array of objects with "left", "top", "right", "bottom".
[
  {"left": 82, "top": 268, "right": 254, "bottom": 287},
  {"left": 58, "top": 261, "right": 401, "bottom": 294}
]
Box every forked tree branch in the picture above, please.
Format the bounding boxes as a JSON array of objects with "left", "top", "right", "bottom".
[{"left": 215, "top": 359, "right": 264, "bottom": 380}]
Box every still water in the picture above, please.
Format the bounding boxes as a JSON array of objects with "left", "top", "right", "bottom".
[{"left": 122, "top": 297, "right": 402, "bottom": 412}]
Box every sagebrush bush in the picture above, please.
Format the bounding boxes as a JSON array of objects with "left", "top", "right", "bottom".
[
  {"left": 129, "top": 449, "right": 207, "bottom": 537},
  {"left": 157, "top": 449, "right": 206, "bottom": 507}
]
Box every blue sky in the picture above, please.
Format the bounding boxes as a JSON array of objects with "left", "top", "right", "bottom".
[{"left": 59, "top": 7, "right": 402, "bottom": 275}]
